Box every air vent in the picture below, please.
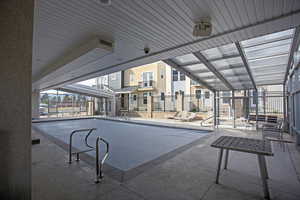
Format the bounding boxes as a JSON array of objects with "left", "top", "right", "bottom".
[
  {"left": 98, "top": 0, "right": 111, "bottom": 6},
  {"left": 99, "top": 39, "right": 113, "bottom": 48}
]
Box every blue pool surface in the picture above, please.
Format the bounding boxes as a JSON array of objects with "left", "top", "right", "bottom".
[{"left": 33, "top": 119, "right": 209, "bottom": 171}]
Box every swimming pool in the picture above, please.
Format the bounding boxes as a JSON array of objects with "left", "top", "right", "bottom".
[{"left": 33, "top": 118, "right": 210, "bottom": 180}]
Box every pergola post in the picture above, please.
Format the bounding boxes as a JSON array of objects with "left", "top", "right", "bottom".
[
  {"left": 32, "top": 89, "right": 40, "bottom": 119},
  {"left": 255, "top": 89, "right": 259, "bottom": 130},
  {"left": 283, "top": 84, "right": 287, "bottom": 131},
  {"left": 232, "top": 90, "right": 236, "bottom": 128},
  {"left": 214, "top": 91, "right": 217, "bottom": 128},
  {"left": 217, "top": 91, "right": 220, "bottom": 126}
]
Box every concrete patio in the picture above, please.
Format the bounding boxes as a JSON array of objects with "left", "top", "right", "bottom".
[{"left": 32, "top": 127, "right": 300, "bottom": 200}]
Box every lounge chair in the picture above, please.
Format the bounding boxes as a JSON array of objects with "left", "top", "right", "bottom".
[
  {"left": 181, "top": 112, "right": 197, "bottom": 122},
  {"left": 168, "top": 112, "right": 180, "bottom": 119},
  {"left": 174, "top": 111, "right": 187, "bottom": 120},
  {"left": 262, "top": 120, "right": 292, "bottom": 151}
]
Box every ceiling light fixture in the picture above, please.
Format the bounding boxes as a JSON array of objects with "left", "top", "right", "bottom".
[{"left": 193, "top": 17, "right": 212, "bottom": 37}]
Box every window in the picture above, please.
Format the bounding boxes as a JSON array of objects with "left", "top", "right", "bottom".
[
  {"left": 141, "top": 72, "right": 154, "bottom": 87},
  {"left": 142, "top": 72, "right": 154, "bottom": 81},
  {"left": 191, "top": 80, "right": 198, "bottom": 85},
  {"left": 110, "top": 73, "right": 117, "bottom": 81},
  {"left": 129, "top": 72, "right": 135, "bottom": 82},
  {"left": 173, "top": 70, "right": 185, "bottom": 81},
  {"left": 161, "top": 92, "right": 165, "bottom": 100},
  {"left": 196, "top": 90, "right": 201, "bottom": 99},
  {"left": 108, "top": 101, "right": 111, "bottom": 112},
  {"left": 205, "top": 91, "right": 210, "bottom": 99},
  {"left": 180, "top": 72, "right": 185, "bottom": 81},
  {"left": 121, "top": 94, "right": 125, "bottom": 108},
  {"left": 160, "top": 68, "right": 164, "bottom": 79},
  {"left": 222, "top": 91, "right": 231, "bottom": 104},
  {"left": 172, "top": 70, "right": 178, "bottom": 81},
  {"left": 143, "top": 93, "right": 148, "bottom": 104}
]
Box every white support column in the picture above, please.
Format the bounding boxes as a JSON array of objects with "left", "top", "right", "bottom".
[
  {"left": 110, "top": 96, "right": 116, "bottom": 117},
  {"left": 0, "top": 0, "right": 34, "bottom": 198},
  {"left": 32, "top": 89, "right": 40, "bottom": 119}
]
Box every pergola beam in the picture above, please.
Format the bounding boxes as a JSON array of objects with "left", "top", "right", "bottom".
[
  {"left": 284, "top": 26, "right": 300, "bottom": 83},
  {"left": 235, "top": 42, "right": 257, "bottom": 91},
  {"left": 163, "top": 59, "right": 216, "bottom": 92},
  {"left": 183, "top": 64, "right": 245, "bottom": 74},
  {"left": 199, "top": 72, "right": 249, "bottom": 80},
  {"left": 193, "top": 52, "right": 234, "bottom": 90},
  {"left": 180, "top": 54, "right": 240, "bottom": 67}
]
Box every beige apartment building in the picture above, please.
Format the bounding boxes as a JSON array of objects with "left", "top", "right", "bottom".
[
  {"left": 115, "top": 61, "right": 216, "bottom": 115},
  {"left": 116, "top": 61, "right": 172, "bottom": 111}
]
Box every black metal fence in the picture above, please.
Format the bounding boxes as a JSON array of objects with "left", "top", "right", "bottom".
[
  {"left": 152, "top": 95, "right": 176, "bottom": 112},
  {"left": 249, "top": 91, "right": 284, "bottom": 115},
  {"left": 40, "top": 91, "right": 94, "bottom": 118},
  {"left": 183, "top": 94, "right": 213, "bottom": 112}
]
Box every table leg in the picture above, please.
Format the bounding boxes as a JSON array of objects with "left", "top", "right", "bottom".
[
  {"left": 216, "top": 148, "right": 224, "bottom": 184},
  {"left": 224, "top": 149, "right": 229, "bottom": 170},
  {"left": 257, "top": 155, "right": 270, "bottom": 199},
  {"left": 261, "top": 156, "right": 269, "bottom": 179}
]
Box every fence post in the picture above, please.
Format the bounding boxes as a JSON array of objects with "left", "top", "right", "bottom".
[
  {"left": 163, "top": 98, "right": 166, "bottom": 112},
  {"left": 176, "top": 93, "right": 184, "bottom": 112},
  {"left": 147, "top": 95, "right": 153, "bottom": 118}
]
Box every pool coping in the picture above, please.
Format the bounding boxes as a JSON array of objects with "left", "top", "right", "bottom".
[
  {"left": 32, "top": 116, "right": 213, "bottom": 133},
  {"left": 32, "top": 118, "right": 213, "bottom": 182}
]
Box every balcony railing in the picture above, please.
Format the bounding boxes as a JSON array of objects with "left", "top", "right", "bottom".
[{"left": 138, "top": 80, "right": 154, "bottom": 88}]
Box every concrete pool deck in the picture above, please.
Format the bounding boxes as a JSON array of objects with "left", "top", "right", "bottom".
[{"left": 32, "top": 126, "right": 300, "bottom": 200}]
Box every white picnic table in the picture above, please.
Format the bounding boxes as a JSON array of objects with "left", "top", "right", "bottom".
[{"left": 211, "top": 136, "right": 273, "bottom": 200}]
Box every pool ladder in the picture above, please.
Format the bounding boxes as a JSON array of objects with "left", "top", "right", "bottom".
[{"left": 68, "top": 128, "right": 109, "bottom": 183}]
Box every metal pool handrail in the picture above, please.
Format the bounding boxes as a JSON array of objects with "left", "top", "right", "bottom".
[
  {"left": 68, "top": 128, "right": 110, "bottom": 184},
  {"left": 69, "top": 128, "right": 97, "bottom": 164},
  {"left": 95, "top": 137, "right": 109, "bottom": 183}
]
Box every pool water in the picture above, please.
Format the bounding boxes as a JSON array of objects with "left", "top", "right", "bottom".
[{"left": 33, "top": 119, "right": 209, "bottom": 171}]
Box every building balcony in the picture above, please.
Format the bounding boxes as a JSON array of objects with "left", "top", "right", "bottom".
[{"left": 138, "top": 80, "right": 155, "bottom": 91}]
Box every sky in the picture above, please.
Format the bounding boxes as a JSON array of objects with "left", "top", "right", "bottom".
[{"left": 77, "top": 78, "right": 96, "bottom": 86}]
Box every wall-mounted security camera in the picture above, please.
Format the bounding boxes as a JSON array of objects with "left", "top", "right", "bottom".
[
  {"left": 193, "top": 17, "right": 212, "bottom": 37},
  {"left": 144, "top": 46, "right": 150, "bottom": 54}
]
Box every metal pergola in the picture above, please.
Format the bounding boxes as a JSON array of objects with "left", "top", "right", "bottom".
[{"left": 164, "top": 28, "right": 300, "bottom": 129}]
